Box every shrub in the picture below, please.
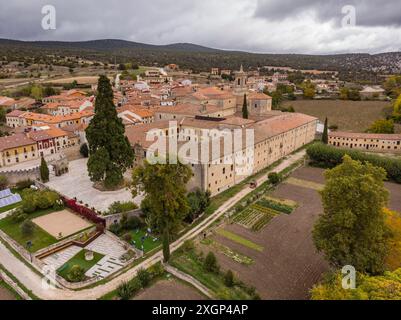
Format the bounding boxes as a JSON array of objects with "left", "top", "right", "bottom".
[
  {"left": 224, "top": 270, "right": 235, "bottom": 287},
  {"left": 0, "top": 175, "right": 8, "bottom": 190},
  {"left": 117, "top": 281, "right": 134, "bottom": 300},
  {"left": 20, "top": 220, "right": 35, "bottom": 237},
  {"left": 109, "top": 222, "right": 121, "bottom": 235},
  {"left": 181, "top": 240, "right": 195, "bottom": 252},
  {"left": 307, "top": 142, "right": 401, "bottom": 183},
  {"left": 21, "top": 189, "right": 60, "bottom": 213},
  {"left": 122, "top": 233, "right": 132, "bottom": 243},
  {"left": 127, "top": 216, "right": 141, "bottom": 229},
  {"left": 67, "top": 265, "right": 86, "bottom": 283},
  {"left": 148, "top": 263, "right": 165, "bottom": 278},
  {"left": 204, "top": 252, "right": 219, "bottom": 273},
  {"left": 268, "top": 172, "right": 281, "bottom": 185},
  {"left": 129, "top": 278, "right": 142, "bottom": 294},
  {"left": 107, "top": 201, "right": 138, "bottom": 214},
  {"left": 137, "top": 268, "right": 151, "bottom": 288},
  {"left": 11, "top": 210, "right": 28, "bottom": 223},
  {"left": 15, "top": 179, "right": 34, "bottom": 190}
]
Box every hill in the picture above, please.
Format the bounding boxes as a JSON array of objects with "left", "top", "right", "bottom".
[{"left": 1, "top": 38, "right": 401, "bottom": 77}]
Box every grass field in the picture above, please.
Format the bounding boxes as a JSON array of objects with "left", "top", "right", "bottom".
[
  {"left": 0, "top": 202, "right": 21, "bottom": 214},
  {"left": 0, "top": 208, "right": 58, "bottom": 252},
  {"left": 282, "top": 100, "right": 395, "bottom": 132},
  {"left": 170, "top": 249, "right": 256, "bottom": 300},
  {"left": 285, "top": 177, "right": 325, "bottom": 191},
  {"left": 129, "top": 229, "right": 161, "bottom": 253},
  {"left": 57, "top": 250, "right": 104, "bottom": 280},
  {"left": 216, "top": 229, "right": 264, "bottom": 252}
]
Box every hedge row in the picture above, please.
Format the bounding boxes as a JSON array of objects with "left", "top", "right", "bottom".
[{"left": 306, "top": 143, "right": 401, "bottom": 184}]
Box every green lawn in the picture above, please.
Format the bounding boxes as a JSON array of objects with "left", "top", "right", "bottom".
[
  {"left": 57, "top": 250, "right": 104, "bottom": 280},
  {"left": 129, "top": 229, "right": 161, "bottom": 253},
  {"left": 0, "top": 208, "right": 58, "bottom": 252},
  {"left": 216, "top": 229, "right": 264, "bottom": 252},
  {"left": 170, "top": 249, "right": 255, "bottom": 300},
  {"left": 0, "top": 202, "right": 21, "bottom": 214}
]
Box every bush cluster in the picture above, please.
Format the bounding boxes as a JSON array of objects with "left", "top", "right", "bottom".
[
  {"left": 116, "top": 264, "right": 165, "bottom": 300},
  {"left": 307, "top": 142, "right": 401, "bottom": 183},
  {"left": 20, "top": 189, "right": 61, "bottom": 213}
]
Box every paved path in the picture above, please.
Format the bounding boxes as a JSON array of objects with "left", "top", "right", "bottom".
[{"left": 0, "top": 150, "right": 306, "bottom": 300}]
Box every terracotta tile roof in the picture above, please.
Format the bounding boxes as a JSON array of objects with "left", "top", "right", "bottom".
[
  {"left": 329, "top": 131, "right": 401, "bottom": 141},
  {"left": 154, "top": 103, "right": 221, "bottom": 116},
  {"left": 0, "top": 133, "right": 36, "bottom": 151},
  {"left": 6, "top": 110, "right": 25, "bottom": 117}
]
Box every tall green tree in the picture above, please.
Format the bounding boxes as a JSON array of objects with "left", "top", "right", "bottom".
[
  {"left": 322, "top": 117, "right": 329, "bottom": 144},
  {"left": 313, "top": 155, "right": 390, "bottom": 275},
  {"left": 242, "top": 94, "right": 249, "bottom": 119},
  {"left": 40, "top": 156, "right": 49, "bottom": 182},
  {"left": 86, "top": 75, "right": 134, "bottom": 189},
  {"left": 131, "top": 159, "right": 192, "bottom": 262}
]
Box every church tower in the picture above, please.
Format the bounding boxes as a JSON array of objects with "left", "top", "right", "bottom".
[{"left": 234, "top": 65, "right": 247, "bottom": 95}]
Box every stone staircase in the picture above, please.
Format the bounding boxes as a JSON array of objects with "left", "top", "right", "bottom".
[
  {"left": 85, "top": 255, "right": 125, "bottom": 279},
  {"left": 42, "top": 245, "right": 82, "bottom": 270}
]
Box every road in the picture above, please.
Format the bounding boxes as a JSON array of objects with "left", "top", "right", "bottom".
[{"left": 0, "top": 150, "right": 305, "bottom": 300}]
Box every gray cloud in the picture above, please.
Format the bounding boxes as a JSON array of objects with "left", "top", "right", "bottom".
[
  {"left": 255, "top": 0, "right": 401, "bottom": 27},
  {"left": 1, "top": 0, "right": 401, "bottom": 54}
]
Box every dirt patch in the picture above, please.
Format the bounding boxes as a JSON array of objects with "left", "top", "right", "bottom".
[
  {"left": 32, "top": 209, "right": 93, "bottom": 239},
  {"left": 386, "top": 182, "right": 401, "bottom": 212},
  {"left": 0, "top": 284, "right": 16, "bottom": 300},
  {"left": 134, "top": 278, "right": 205, "bottom": 300},
  {"left": 206, "top": 167, "right": 330, "bottom": 300},
  {"left": 291, "top": 166, "right": 326, "bottom": 184}
]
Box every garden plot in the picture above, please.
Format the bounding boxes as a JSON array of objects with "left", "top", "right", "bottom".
[
  {"left": 32, "top": 209, "right": 93, "bottom": 239},
  {"left": 233, "top": 204, "right": 280, "bottom": 232}
]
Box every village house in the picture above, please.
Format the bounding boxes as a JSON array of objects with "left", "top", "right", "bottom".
[
  {"left": 6, "top": 110, "right": 94, "bottom": 128},
  {"left": 0, "top": 133, "right": 38, "bottom": 167},
  {"left": 117, "top": 105, "right": 155, "bottom": 126}
]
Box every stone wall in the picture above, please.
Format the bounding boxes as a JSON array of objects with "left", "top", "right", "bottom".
[
  {"left": 103, "top": 209, "right": 142, "bottom": 228},
  {"left": 0, "top": 167, "right": 40, "bottom": 186}
]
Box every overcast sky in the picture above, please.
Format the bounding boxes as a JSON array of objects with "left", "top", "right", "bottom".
[{"left": 1, "top": 0, "right": 401, "bottom": 54}]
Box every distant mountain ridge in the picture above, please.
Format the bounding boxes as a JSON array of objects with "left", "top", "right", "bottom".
[
  {"left": 0, "top": 38, "right": 222, "bottom": 53},
  {"left": 1, "top": 38, "right": 401, "bottom": 76}
]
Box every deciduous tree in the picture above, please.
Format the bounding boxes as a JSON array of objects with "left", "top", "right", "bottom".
[
  {"left": 313, "top": 155, "right": 390, "bottom": 275},
  {"left": 131, "top": 159, "right": 192, "bottom": 262}
]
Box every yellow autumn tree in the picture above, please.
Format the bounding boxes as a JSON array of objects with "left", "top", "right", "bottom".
[
  {"left": 384, "top": 208, "right": 401, "bottom": 271},
  {"left": 311, "top": 269, "right": 401, "bottom": 300}
]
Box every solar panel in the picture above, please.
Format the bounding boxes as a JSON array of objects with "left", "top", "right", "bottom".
[
  {"left": 0, "top": 194, "right": 22, "bottom": 209},
  {"left": 0, "top": 188, "right": 12, "bottom": 199}
]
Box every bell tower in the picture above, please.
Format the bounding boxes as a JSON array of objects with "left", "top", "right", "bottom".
[{"left": 234, "top": 65, "right": 247, "bottom": 94}]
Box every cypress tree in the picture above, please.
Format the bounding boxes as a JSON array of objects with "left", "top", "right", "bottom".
[
  {"left": 242, "top": 94, "right": 249, "bottom": 119},
  {"left": 86, "top": 75, "right": 134, "bottom": 189},
  {"left": 40, "top": 156, "right": 49, "bottom": 182},
  {"left": 322, "top": 117, "right": 329, "bottom": 144}
]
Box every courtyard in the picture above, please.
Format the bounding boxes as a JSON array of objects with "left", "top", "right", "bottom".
[{"left": 46, "top": 158, "right": 142, "bottom": 212}]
